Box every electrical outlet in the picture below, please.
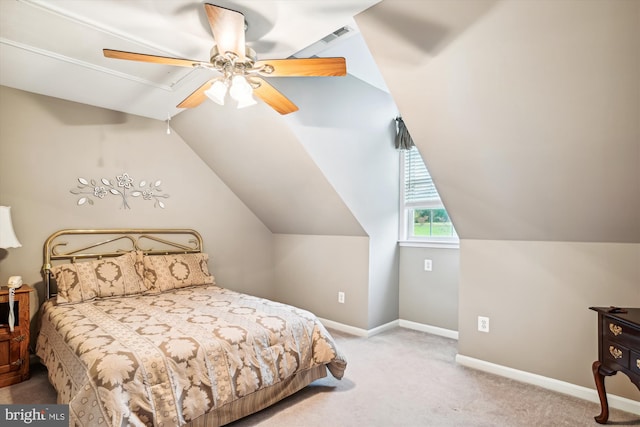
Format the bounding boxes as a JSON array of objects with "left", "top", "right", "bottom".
[
  {"left": 478, "top": 316, "right": 490, "bottom": 333},
  {"left": 338, "top": 291, "right": 345, "bottom": 304},
  {"left": 424, "top": 259, "right": 432, "bottom": 271}
]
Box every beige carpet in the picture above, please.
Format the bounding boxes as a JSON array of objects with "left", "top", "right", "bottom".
[{"left": 2, "top": 327, "right": 638, "bottom": 426}]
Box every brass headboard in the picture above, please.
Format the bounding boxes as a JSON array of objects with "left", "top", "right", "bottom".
[{"left": 42, "top": 228, "right": 203, "bottom": 299}]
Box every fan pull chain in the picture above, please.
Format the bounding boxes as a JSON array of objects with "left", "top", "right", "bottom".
[{"left": 166, "top": 112, "right": 171, "bottom": 135}]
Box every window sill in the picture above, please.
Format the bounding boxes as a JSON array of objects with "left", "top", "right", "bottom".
[{"left": 398, "top": 240, "right": 460, "bottom": 249}]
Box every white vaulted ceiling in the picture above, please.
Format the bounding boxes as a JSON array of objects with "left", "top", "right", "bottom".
[{"left": 0, "top": 0, "right": 382, "bottom": 121}]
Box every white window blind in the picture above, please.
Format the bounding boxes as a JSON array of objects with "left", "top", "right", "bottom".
[
  {"left": 404, "top": 147, "right": 440, "bottom": 205},
  {"left": 400, "top": 147, "right": 458, "bottom": 244}
]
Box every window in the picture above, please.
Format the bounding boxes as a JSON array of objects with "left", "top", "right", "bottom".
[{"left": 400, "top": 147, "right": 458, "bottom": 245}]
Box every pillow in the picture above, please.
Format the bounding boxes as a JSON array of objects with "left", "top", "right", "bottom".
[
  {"left": 142, "top": 253, "right": 215, "bottom": 293},
  {"left": 51, "top": 251, "right": 146, "bottom": 304}
]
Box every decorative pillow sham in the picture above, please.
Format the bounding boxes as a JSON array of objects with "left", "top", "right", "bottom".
[
  {"left": 142, "top": 253, "right": 214, "bottom": 293},
  {"left": 51, "top": 251, "right": 146, "bottom": 304}
]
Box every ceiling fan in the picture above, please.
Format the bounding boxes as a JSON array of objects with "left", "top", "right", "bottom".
[{"left": 103, "top": 3, "right": 347, "bottom": 115}]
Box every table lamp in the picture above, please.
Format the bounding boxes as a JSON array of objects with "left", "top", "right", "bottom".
[
  {"left": 0, "top": 206, "right": 22, "bottom": 249},
  {"left": 0, "top": 206, "right": 22, "bottom": 331}
]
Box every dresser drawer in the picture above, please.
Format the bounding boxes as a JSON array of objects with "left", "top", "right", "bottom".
[
  {"left": 631, "top": 350, "right": 640, "bottom": 377},
  {"left": 604, "top": 340, "right": 630, "bottom": 369},
  {"left": 604, "top": 319, "right": 640, "bottom": 349}
]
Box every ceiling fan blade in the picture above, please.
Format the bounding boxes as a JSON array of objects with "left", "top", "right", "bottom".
[
  {"left": 204, "top": 3, "right": 246, "bottom": 59},
  {"left": 177, "top": 79, "right": 214, "bottom": 109},
  {"left": 252, "top": 77, "right": 299, "bottom": 115},
  {"left": 103, "top": 49, "right": 208, "bottom": 68},
  {"left": 254, "top": 58, "right": 347, "bottom": 77}
]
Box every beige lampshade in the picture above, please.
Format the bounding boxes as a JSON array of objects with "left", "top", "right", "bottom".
[{"left": 0, "top": 206, "right": 22, "bottom": 249}]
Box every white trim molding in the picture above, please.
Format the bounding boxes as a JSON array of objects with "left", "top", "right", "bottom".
[
  {"left": 319, "top": 318, "right": 459, "bottom": 340},
  {"left": 367, "top": 320, "right": 400, "bottom": 337},
  {"left": 0, "top": 38, "right": 177, "bottom": 91},
  {"left": 399, "top": 241, "right": 460, "bottom": 249},
  {"left": 319, "top": 318, "right": 399, "bottom": 337},
  {"left": 399, "top": 319, "right": 459, "bottom": 340},
  {"left": 456, "top": 354, "right": 640, "bottom": 416}
]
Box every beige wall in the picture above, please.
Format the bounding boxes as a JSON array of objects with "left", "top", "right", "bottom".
[
  {"left": 0, "top": 87, "right": 275, "bottom": 304},
  {"left": 459, "top": 239, "right": 640, "bottom": 400},
  {"left": 170, "top": 99, "right": 366, "bottom": 237},
  {"left": 399, "top": 246, "right": 459, "bottom": 331},
  {"left": 273, "top": 234, "right": 370, "bottom": 329}
]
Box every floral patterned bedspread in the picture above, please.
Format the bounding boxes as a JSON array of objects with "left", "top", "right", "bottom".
[{"left": 36, "top": 285, "right": 347, "bottom": 426}]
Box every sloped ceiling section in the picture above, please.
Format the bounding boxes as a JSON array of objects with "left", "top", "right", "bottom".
[
  {"left": 276, "top": 70, "right": 400, "bottom": 236},
  {"left": 170, "top": 99, "right": 366, "bottom": 236},
  {"left": 356, "top": 0, "right": 640, "bottom": 243}
]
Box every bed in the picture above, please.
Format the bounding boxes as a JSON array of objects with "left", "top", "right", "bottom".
[{"left": 36, "top": 228, "right": 347, "bottom": 426}]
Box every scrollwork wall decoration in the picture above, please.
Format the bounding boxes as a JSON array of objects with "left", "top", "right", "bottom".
[{"left": 70, "top": 172, "right": 169, "bottom": 209}]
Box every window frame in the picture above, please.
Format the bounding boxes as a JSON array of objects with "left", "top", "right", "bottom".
[{"left": 399, "top": 147, "right": 459, "bottom": 248}]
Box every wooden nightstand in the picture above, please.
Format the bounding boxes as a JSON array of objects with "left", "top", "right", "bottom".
[{"left": 0, "top": 284, "right": 34, "bottom": 387}]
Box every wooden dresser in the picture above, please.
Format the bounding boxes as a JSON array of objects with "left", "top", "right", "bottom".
[
  {"left": 589, "top": 306, "right": 640, "bottom": 424},
  {"left": 0, "top": 285, "right": 34, "bottom": 387}
]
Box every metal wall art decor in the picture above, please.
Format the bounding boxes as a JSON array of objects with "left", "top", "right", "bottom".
[{"left": 71, "top": 173, "right": 169, "bottom": 209}]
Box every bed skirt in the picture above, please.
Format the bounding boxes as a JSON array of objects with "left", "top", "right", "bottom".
[{"left": 187, "top": 364, "right": 328, "bottom": 426}]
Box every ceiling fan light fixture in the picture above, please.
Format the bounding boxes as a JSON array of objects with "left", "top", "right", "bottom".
[
  {"left": 229, "top": 75, "right": 252, "bottom": 101},
  {"left": 205, "top": 79, "right": 228, "bottom": 105},
  {"left": 231, "top": 75, "right": 256, "bottom": 109},
  {"left": 236, "top": 95, "right": 257, "bottom": 109}
]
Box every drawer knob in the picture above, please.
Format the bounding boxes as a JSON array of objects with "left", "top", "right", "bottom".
[
  {"left": 10, "top": 358, "right": 23, "bottom": 367},
  {"left": 609, "top": 346, "right": 623, "bottom": 359},
  {"left": 12, "top": 335, "right": 25, "bottom": 343},
  {"left": 609, "top": 323, "right": 622, "bottom": 336}
]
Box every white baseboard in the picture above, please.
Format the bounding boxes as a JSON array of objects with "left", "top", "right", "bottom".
[
  {"left": 318, "top": 318, "right": 367, "bottom": 336},
  {"left": 456, "top": 354, "right": 640, "bottom": 416},
  {"left": 318, "top": 318, "right": 399, "bottom": 337},
  {"left": 320, "top": 318, "right": 459, "bottom": 339},
  {"left": 318, "top": 317, "right": 458, "bottom": 340},
  {"left": 399, "top": 319, "right": 459, "bottom": 340},
  {"left": 368, "top": 320, "right": 400, "bottom": 336}
]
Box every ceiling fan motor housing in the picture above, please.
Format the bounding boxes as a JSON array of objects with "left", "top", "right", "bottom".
[{"left": 210, "top": 45, "right": 257, "bottom": 72}]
